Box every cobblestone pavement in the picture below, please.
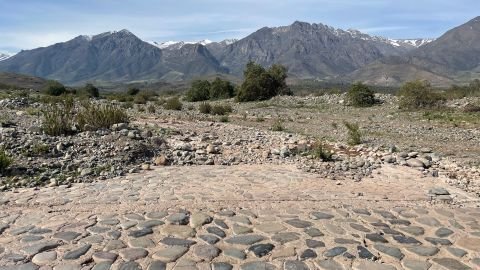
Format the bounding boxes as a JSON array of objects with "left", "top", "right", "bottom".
[{"left": 0, "top": 164, "right": 479, "bottom": 270}]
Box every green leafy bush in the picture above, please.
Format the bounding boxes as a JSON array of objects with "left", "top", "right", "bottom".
[
  {"left": 210, "top": 78, "right": 235, "bottom": 100},
  {"left": 83, "top": 83, "right": 99, "bottom": 98},
  {"left": 0, "top": 148, "right": 13, "bottom": 174},
  {"left": 399, "top": 80, "right": 445, "bottom": 110},
  {"left": 186, "top": 80, "right": 211, "bottom": 102},
  {"left": 344, "top": 121, "right": 362, "bottom": 145},
  {"left": 44, "top": 80, "right": 67, "bottom": 96},
  {"left": 237, "top": 62, "right": 290, "bottom": 102},
  {"left": 346, "top": 82, "right": 375, "bottom": 107},
  {"left": 164, "top": 97, "right": 183, "bottom": 110}
]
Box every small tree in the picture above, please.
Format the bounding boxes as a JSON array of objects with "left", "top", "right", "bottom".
[
  {"left": 84, "top": 83, "right": 99, "bottom": 98},
  {"left": 210, "top": 78, "right": 235, "bottom": 100},
  {"left": 44, "top": 80, "right": 66, "bottom": 96},
  {"left": 346, "top": 82, "right": 375, "bottom": 107},
  {"left": 186, "top": 80, "right": 211, "bottom": 102},
  {"left": 398, "top": 80, "right": 445, "bottom": 110},
  {"left": 127, "top": 87, "right": 140, "bottom": 96},
  {"left": 344, "top": 121, "right": 362, "bottom": 145}
]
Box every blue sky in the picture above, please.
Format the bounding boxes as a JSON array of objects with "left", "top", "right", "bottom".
[{"left": 0, "top": 0, "right": 478, "bottom": 54}]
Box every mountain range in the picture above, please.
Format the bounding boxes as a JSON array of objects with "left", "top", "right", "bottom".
[{"left": 0, "top": 17, "right": 478, "bottom": 86}]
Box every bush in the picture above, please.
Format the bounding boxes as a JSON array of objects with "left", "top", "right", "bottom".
[
  {"left": 186, "top": 80, "right": 211, "bottom": 102},
  {"left": 211, "top": 104, "right": 233, "bottom": 115},
  {"left": 164, "top": 97, "right": 183, "bottom": 110},
  {"left": 219, "top": 116, "right": 229, "bottom": 122},
  {"left": 199, "top": 102, "right": 212, "bottom": 114},
  {"left": 311, "top": 141, "right": 334, "bottom": 161},
  {"left": 84, "top": 83, "right": 99, "bottom": 98},
  {"left": 399, "top": 80, "right": 445, "bottom": 110},
  {"left": 127, "top": 88, "right": 140, "bottom": 96},
  {"left": 147, "top": 104, "right": 156, "bottom": 113},
  {"left": 445, "top": 79, "right": 480, "bottom": 99},
  {"left": 346, "top": 82, "right": 375, "bottom": 107},
  {"left": 237, "top": 62, "right": 289, "bottom": 102},
  {"left": 344, "top": 121, "right": 362, "bottom": 145},
  {"left": 0, "top": 148, "right": 13, "bottom": 174},
  {"left": 76, "top": 102, "right": 129, "bottom": 131},
  {"left": 271, "top": 119, "right": 284, "bottom": 131},
  {"left": 42, "top": 98, "right": 75, "bottom": 136},
  {"left": 210, "top": 78, "right": 235, "bottom": 100},
  {"left": 44, "top": 80, "right": 67, "bottom": 96}
]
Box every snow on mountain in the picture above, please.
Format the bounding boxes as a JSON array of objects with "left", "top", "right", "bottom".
[
  {"left": 389, "top": 39, "right": 435, "bottom": 48},
  {"left": 148, "top": 39, "right": 226, "bottom": 50},
  {"left": 0, "top": 53, "right": 11, "bottom": 61}
]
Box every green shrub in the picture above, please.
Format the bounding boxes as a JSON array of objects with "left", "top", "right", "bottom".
[
  {"left": 76, "top": 102, "right": 129, "bottom": 131},
  {"left": 147, "top": 104, "right": 156, "bottom": 113},
  {"left": 399, "top": 80, "right": 445, "bottom": 110},
  {"left": 445, "top": 79, "right": 480, "bottom": 99},
  {"left": 134, "top": 94, "right": 148, "bottom": 104},
  {"left": 211, "top": 104, "right": 233, "bottom": 115},
  {"left": 346, "top": 82, "right": 375, "bottom": 107},
  {"left": 25, "top": 144, "right": 50, "bottom": 157},
  {"left": 344, "top": 121, "right": 361, "bottom": 145},
  {"left": 219, "top": 116, "right": 229, "bottom": 122},
  {"left": 164, "top": 97, "right": 183, "bottom": 110},
  {"left": 311, "top": 141, "right": 334, "bottom": 161},
  {"left": 127, "top": 87, "right": 140, "bottom": 96},
  {"left": 44, "top": 80, "right": 67, "bottom": 96},
  {"left": 271, "top": 119, "right": 284, "bottom": 131},
  {"left": 199, "top": 102, "right": 212, "bottom": 114},
  {"left": 186, "top": 80, "right": 211, "bottom": 102},
  {"left": 42, "top": 98, "right": 75, "bottom": 136},
  {"left": 237, "top": 62, "right": 289, "bottom": 102},
  {"left": 210, "top": 78, "right": 235, "bottom": 100},
  {"left": 0, "top": 148, "right": 13, "bottom": 174},
  {"left": 83, "top": 83, "right": 99, "bottom": 98}
]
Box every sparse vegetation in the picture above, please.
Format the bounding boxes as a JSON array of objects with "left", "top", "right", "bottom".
[
  {"left": 219, "top": 115, "right": 229, "bottom": 122},
  {"left": 398, "top": 80, "right": 445, "bottom": 110},
  {"left": 271, "top": 119, "right": 285, "bottom": 131},
  {"left": 344, "top": 121, "right": 362, "bottom": 145},
  {"left": 42, "top": 98, "right": 75, "bottom": 136},
  {"left": 83, "top": 83, "right": 100, "bottom": 98},
  {"left": 76, "top": 101, "right": 129, "bottom": 131},
  {"left": 346, "top": 82, "right": 375, "bottom": 107},
  {"left": 44, "top": 80, "right": 67, "bottom": 96},
  {"left": 127, "top": 87, "right": 141, "bottom": 96},
  {"left": 211, "top": 104, "right": 233, "bottom": 115},
  {"left": 199, "top": 102, "right": 212, "bottom": 114},
  {"left": 147, "top": 104, "right": 156, "bottom": 113},
  {"left": 164, "top": 97, "right": 183, "bottom": 110},
  {"left": 237, "top": 62, "right": 290, "bottom": 102},
  {"left": 311, "top": 141, "right": 334, "bottom": 161},
  {"left": 0, "top": 148, "right": 13, "bottom": 174}
]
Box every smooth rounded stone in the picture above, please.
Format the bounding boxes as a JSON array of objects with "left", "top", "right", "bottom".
[
  {"left": 128, "top": 237, "right": 155, "bottom": 248},
  {"left": 352, "top": 209, "right": 371, "bottom": 216},
  {"left": 388, "top": 219, "right": 411, "bottom": 226},
  {"left": 166, "top": 213, "right": 189, "bottom": 225},
  {"left": 22, "top": 235, "right": 44, "bottom": 242},
  {"left": 53, "top": 231, "right": 81, "bottom": 242},
  {"left": 241, "top": 262, "right": 276, "bottom": 270},
  {"left": 104, "top": 240, "right": 126, "bottom": 251},
  {"left": 128, "top": 227, "right": 153, "bottom": 238},
  {"left": 124, "top": 213, "right": 145, "bottom": 221},
  {"left": 316, "top": 259, "right": 345, "bottom": 270},
  {"left": 306, "top": 239, "right": 325, "bottom": 248},
  {"left": 393, "top": 235, "right": 421, "bottom": 245},
  {"left": 285, "top": 260, "right": 309, "bottom": 270},
  {"left": 371, "top": 222, "right": 390, "bottom": 228},
  {"left": 223, "top": 248, "right": 246, "bottom": 260},
  {"left": 300, "top": 249, "right": 317, "bottom": 259},
  {"left": 80, "top": 234, "right": 104, "bottom": 244},
  {"left": 374, "top": 210, "right": 396, "bottom": 219},
  {"left": 92, "top": 262, "right": 113, "bottom": 270},
  {"left": 456, "top": 237, "right": 480, "bottom": 251},
  {"left": 285, "top": 219, "right": 313, "bottom": 228},
  {"left": 352, "top": 260, "right": 396, "bottom": 270},
  {"left": 137, "top": 219, "right": 164, "bottom": 229},
  {"left": 118, "top": 261, "right": 142, "bottom": 270},
  {"left": 324, "top": 247, "right": 347, "bottom": 257},
  {"left": 63, "top": 244, "right": 91, "bottom": 260},
  {"left": 272, "top": 246, "right": 296, "bottom": 259},
  {"left": 335, "top": 238, "right": 361, "bottom": 245},
  {"left": 30, "top": 228, "right": 52, "bottom": 234},
  {"left": 152, "top": 246, "right": 188, "bottom": 262},
  {"left": 272, "top": 232, "right": 300, "bottom": 244},
  {"left": 256, "top": 222, "right": 287, "bottom": 234},
  {"left": 310, "top": 212, "right": 335, "bottom": 220},
  {"left": 416, "top": 217, "right": 441, "bottom": 227},
  {"left": 324, "top": 223, "right": 345, "bottom": 235},
  {"left": 218, "top": 210, "right": 236, "bottom": 217},
  {"left": 382, "top": 228, "right": 403, "bottom": 235},
  {"left": 9, "top": 225, "right": 34, "bottom": 236},
  {"left": 432, "top": 258, "right": 471, "bottom": 270},
  {"left": 193, "top": 244, "right": 220, "bottom": 261},
  {"left": 230, "top": 216, "right": 251, "bottom": 225},
  {"left": 407, "top": 158, "right": 425, "bottom": 168},
  {"left": 206, "top": 226, "right": 226, "bottom": 238},
  {"left": 53, "top": 264, "right": 82, "bottom": 270},
  {"left": 22, "top": 241, "right": 60, "bottom": 256},
  {"left": 146, "top": 211, "right": 168, "bottom": 220},
  {"left": 87, "top": 226, "right": 110, "bottom": 234},
  {"left": 5, "top": 253, "right": 27, "bottom": 262},
  {"left": 350, "top": 223, "right": 371, "bottom": 233},
  {"left": 406, "top": 246, "right": 440, "bottom": 256},
  {"left": 233, "top": 224, "right": 253, "bottom": 235},
  {"left": 148, "top": 261, "right": 166, "bottom": 270},
  {"left": 304, "top": 227, "right": 324, "bottom": 237},
  {"left": 159, "top": 237, "right": 196, "bottom": 247},
  {"left": 199, "top": 234, "right": 220, "bottom": 244},
  {"left": 225, "top": 234, "right": 265, "bottom": 245},
  {"left": 366, "top": 233, "right": 388, "bottom": 243},
  {"left": 214, "top": 219, "right": 229, "bottom": 229},
  {"left": 119, "top": 248, "right": 148, "bottom": 261},
  {"left": 373, "top": 244, "right": 404, "bottom": 260},
  {"left": 425, "top": 237, "right": 452, "bottom": 246},
  {"left": 212, "top": 262, "right": 233, "bottom": 270},
  {"left": 435, "top": 209, "right": 455, "bottom": 217},
  {"left": 399, "top": 226, "right": 425, "bottom": 236},
  {"left": 92, "top": 252, "right": 118, "bottom": 263},
  {"left": 402, "top": 259, "right": 432, "bottom": 270},
  {"left": 357, "top": 246, "right": 377, "bottom": 260},
  {"left": 248, "top": 243, "right": 275, "bottom": 258},
  {"left": 190, "top": 212, "right": 213, "bottom": 228},
  {"left": 32, "top": 251, "right": 57, "bottom": 265},
  {"left": 447, "top": 247, "right": 468, "bottom": 258},
  {"left": 162, "top": 225, "right": 196, "bottom": 238},
  {"left": 100, "top": 219, "right": 120, "bottom": 226}
]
